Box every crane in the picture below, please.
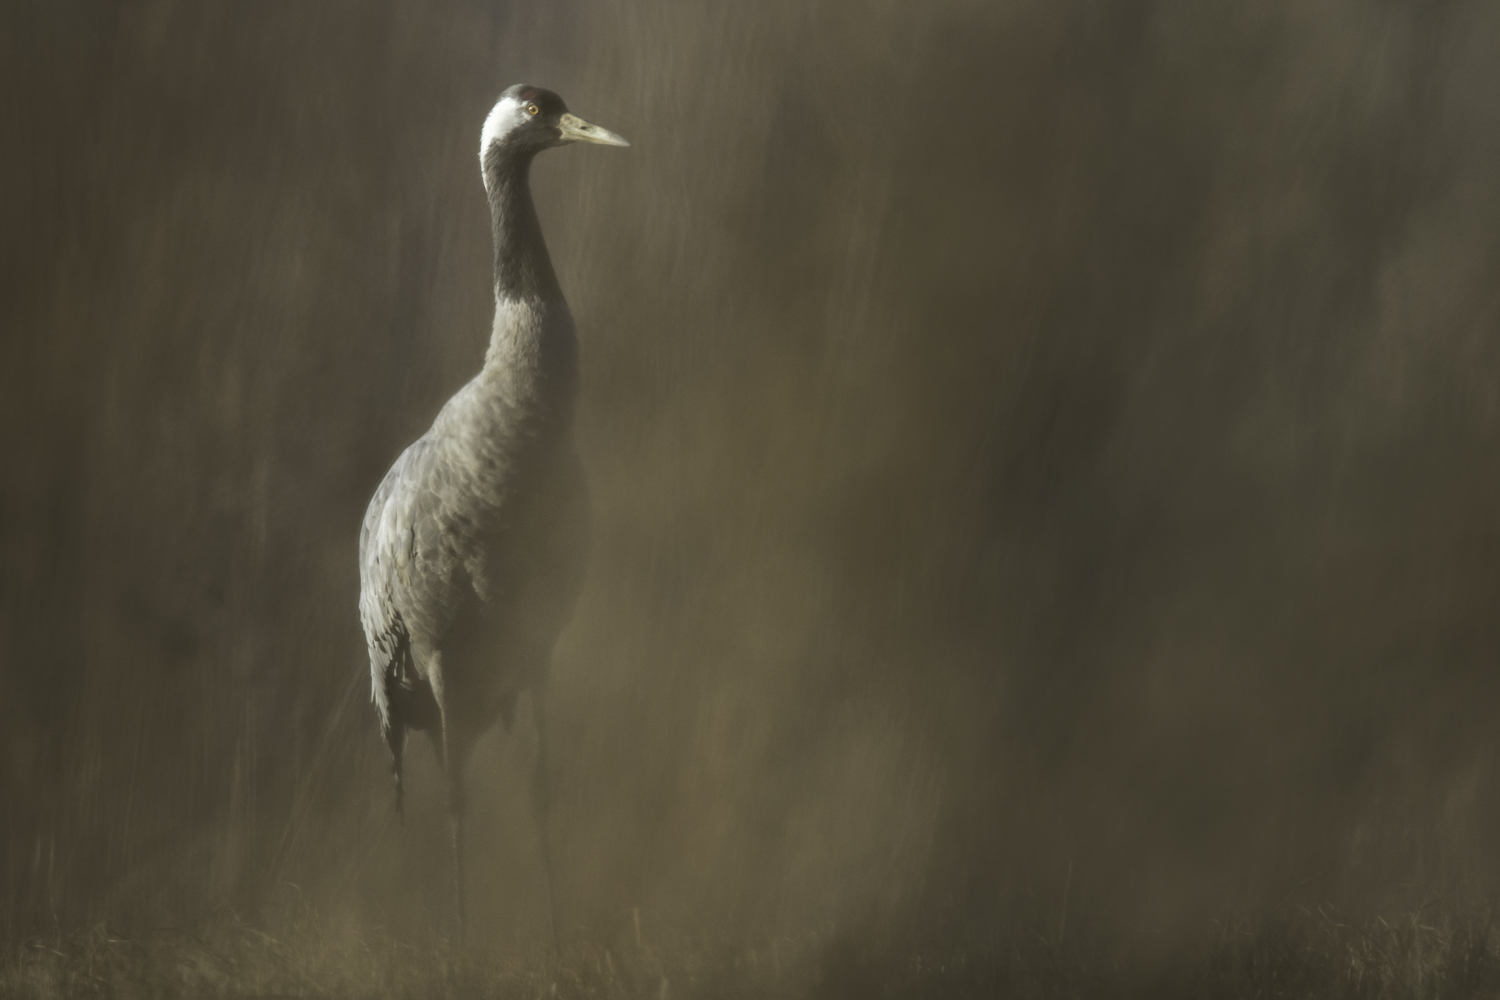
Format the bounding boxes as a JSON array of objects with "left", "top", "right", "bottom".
[{"left": 358, "top": 84, "right": 628, "bottom": 946}]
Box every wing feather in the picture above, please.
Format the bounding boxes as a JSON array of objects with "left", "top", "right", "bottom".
[{"left": 359, "top": 438, "right": 433, "bottom": 735}]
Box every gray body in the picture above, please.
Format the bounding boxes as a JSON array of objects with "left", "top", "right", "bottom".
[
  {"left": 359, "top": 297, "right": 587, "bottom": 767},
  {"left": 357, "top": 84, "right": 626, "bottom": 945}
]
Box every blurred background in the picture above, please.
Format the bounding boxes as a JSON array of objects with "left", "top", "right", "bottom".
[{"left": 4, "top": 0, "right": 1500, "bottom": 960}]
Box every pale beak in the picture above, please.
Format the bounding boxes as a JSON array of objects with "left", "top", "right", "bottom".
[{"left": 557, "top": 112, "right": 630, "bottom": 147}]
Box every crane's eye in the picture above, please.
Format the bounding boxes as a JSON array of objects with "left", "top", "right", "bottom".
[{"left": 526, "top": 104, "right": 540, "bottom": 117}]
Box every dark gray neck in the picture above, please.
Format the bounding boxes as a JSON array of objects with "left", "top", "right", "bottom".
[{"left": 484, "top": 145, "right": 562, "bottom": 303}]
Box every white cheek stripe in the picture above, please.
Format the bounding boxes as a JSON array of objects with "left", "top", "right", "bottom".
[{"left": 480, "top": 96, "right": 518, "bottom": 172}]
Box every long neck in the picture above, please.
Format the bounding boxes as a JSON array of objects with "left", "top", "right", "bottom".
[
  {"left": 478, "top": 146, "right": 578, "bottom": 406},
  {"left": 484, "top": 147, "right": 562, "bottom": 304}
]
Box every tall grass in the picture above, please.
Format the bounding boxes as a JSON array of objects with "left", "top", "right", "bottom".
[{"left": 6, "top": 899, "right": 1500, "bottom": 999}]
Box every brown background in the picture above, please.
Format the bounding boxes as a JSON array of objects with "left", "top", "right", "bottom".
[{"left": 4, "top": 0, "right": 1500, "bottom": 953}]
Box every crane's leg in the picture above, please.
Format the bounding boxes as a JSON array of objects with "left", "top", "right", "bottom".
[
  {"left": 425, "top": 653, "right": 471, "bottom": 947},
  {"left": 436, "top": 722, "right": 471, "bottom": 948},
  {"left": 385, "top": 721, "right": 406, "bottom": 822},
  {"left": 530, "top": 687, "right": 560, "bottom": 954}
]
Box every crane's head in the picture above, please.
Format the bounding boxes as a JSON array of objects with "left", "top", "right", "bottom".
[{"left": 480, "top": 85, "right": 628, "bottom": 173}]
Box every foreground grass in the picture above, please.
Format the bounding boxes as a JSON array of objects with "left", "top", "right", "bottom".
[{"left": 5, "top": 901, "right": 1500, "bottom": 999}]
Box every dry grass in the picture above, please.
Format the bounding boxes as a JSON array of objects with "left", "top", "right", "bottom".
[{"left": 5, "top": 901, "right": 1500, "bottom": 999}]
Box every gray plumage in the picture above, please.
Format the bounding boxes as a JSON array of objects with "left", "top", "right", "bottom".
[{"left": 358, "top": 84, "right": 627, "bottom": 946}]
